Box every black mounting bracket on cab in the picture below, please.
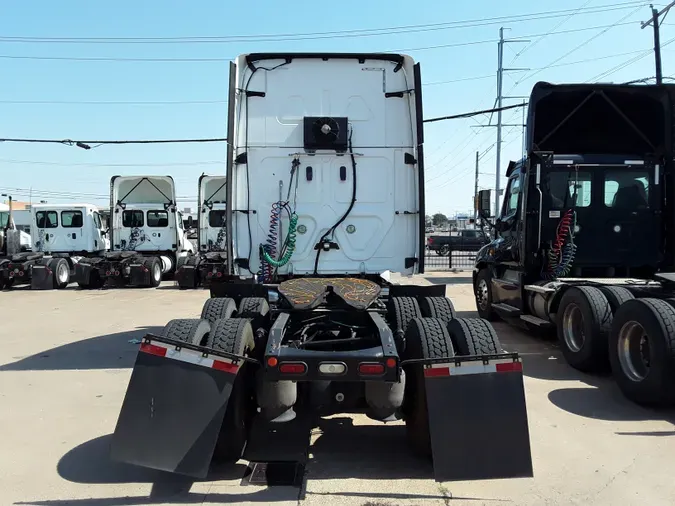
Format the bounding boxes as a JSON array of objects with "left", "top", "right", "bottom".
[{"left": 303, "top": 116, "right": 349, "bottom": 151}]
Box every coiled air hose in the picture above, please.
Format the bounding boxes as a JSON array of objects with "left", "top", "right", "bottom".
[{"left": 262, "top": 213, "right": 298, "bottom": 268}]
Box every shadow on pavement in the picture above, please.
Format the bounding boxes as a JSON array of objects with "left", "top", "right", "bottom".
[
  {"left": 0, "top": 327, "right": 161, "bottom": 371},
  {"left": 426, "top": 275, "right": 474, "bottom": 285},
  {"left": 23, "top": 425, "right": 495, "bottom": 506},
  {"left": 547, "top": 386, "right": 675, "bottom": 423}
]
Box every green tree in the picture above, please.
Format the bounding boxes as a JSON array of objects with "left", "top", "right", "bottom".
[{"left": 432, "top": 213, "right": 448, "bottom": 227}]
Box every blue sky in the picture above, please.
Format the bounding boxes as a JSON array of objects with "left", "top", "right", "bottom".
[{"left": 1, "top": 0, "right": 672, "bottom": 217}]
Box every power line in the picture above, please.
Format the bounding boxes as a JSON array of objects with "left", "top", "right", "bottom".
[
  {"left": 0, "top": 158, "right": 225, "bottom": 167},
  {"left": 0, "top": 2, "right": 646, "bottom": 45},
  {"left": 424, "top": 103, "right": 526, "bottom": 124},
  {"left": 0, "top": 137, "right": 228, "bottom": 148}
]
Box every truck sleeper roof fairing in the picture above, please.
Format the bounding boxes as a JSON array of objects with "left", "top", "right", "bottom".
[
  {"left": 526, "top": 81, "right": 675, "bottom": 156},
  {"left": 229, "top": 52, "right": 426, "bottom": 278}
]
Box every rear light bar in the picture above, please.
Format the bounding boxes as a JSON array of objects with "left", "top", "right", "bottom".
[
  {"left": 424, "top": 359, "right": 523, "bottom": 377},
  {"left": 318, "top": 362, "right": 346, "bottom": 375}
]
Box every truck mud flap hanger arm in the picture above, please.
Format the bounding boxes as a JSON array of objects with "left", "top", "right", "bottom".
[
  {"left": 110, "top": 335, "right": 259, "bottom": 478},
  {"left": 401, "top": 353, "right": 533, "bottom": 482}
]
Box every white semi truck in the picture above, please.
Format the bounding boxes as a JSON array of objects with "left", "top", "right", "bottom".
[
  {"left": 75, "top": 176, "right": 195, "bottom": 289},
  {"left": 0, "top": 203, "right": 108, "bottom": 290},
  {"left": 0, "top": 203, "right": 31, "bottom": 252},
  {"left": 175, "top": 174, "right": 227, "bottom": 288},
  {"left": 111, "top": 53, "right": 533, "bottom": 483}
]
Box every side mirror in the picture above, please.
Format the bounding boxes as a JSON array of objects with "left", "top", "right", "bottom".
[
  {"left": 476, "top": 189, "right": 491, "bottom": 218},
  {"left": 187, "top": 216, "right": 194, "bottom": 229}
]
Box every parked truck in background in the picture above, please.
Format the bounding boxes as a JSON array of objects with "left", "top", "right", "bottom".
[
  {"left": 0, "top": 203, "right": 108, "bottom": 290},
  {"left": 175, "top": 174, "right": 228, "bottom": 289},
  {"left": 110, "top": 52, "right": 533, "bottom": 483},
  {"left": 0, "top": 203, "right": 31, "bottom": 252},
  {"left": 75, "top": 176, "right": 195, "bottom": 289},
  {"left": 427, "top": 228, "right": 489, "bottom": 256},
  {"left": 474, "top": 81, "right": 675, "bottom": 407}
]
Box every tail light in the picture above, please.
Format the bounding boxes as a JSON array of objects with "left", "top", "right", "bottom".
[
  {"left": 18, "top": 271, "right": 24, "bottom": 277},
  {"left": 206, "top": 272, "right": 213, "bottom": 278},
  {"left": 358, "top": 363, "right": 385, "bottom": 375},
  {"left": 279, "top": 362, "right": 307, "bottom": 375},
  {"left": 216, "top": 272, "right": 223, "bottom": 278}
]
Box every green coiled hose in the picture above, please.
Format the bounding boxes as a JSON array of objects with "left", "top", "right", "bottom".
[{"left": 262, "top": 213, "right": 298, "bottom": 267}]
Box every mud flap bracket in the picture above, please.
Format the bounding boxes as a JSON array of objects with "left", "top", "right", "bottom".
[
  {"left": 110, "top": 336, "right": 243, "bottom": 478},
  {"left": 422, "top": 355, "right": 533, "bottom": 482}
]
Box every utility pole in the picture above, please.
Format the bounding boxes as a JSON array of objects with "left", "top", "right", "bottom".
[
  {"left": 474, "top": 150, "right": 479, "bottom": 222},
  {"left": 493, "top": 27, "right": 529, "bottom": 217},
  {"left": 495, "top": 28, "right": 504, "bottom": 218},
  {"left": 641, "top": 2, "right": 675, "bottom": 84}
]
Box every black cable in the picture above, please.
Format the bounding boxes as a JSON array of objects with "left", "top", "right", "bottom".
[
  {"left": 424, "top": 103, "right": 526, "bottom": 124},
  {"left": 313, "top": 127, "right": 358, "bottom": 275},
  {"left": 0, "top": 2, "right": 645, "bottom": 44}
]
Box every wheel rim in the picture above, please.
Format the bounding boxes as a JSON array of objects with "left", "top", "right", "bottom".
[
  {"left": 153, "top": 263, "right": 161, "bottom": 282},
  {"left": 618, "top": 320, "right": 651, "bottom": 382},
  {"left": 57, "top": 263, "right": 69, "bottom": 283},
  {"left": 477, "top": 278, "right": 489, "bottom": 311},
  {"left": 562, "top": 303, "right": 585, "bottom": 353}
]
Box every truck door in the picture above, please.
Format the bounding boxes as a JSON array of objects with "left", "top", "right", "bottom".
[
  {"left": 61, "top": 209, "right": 84, "bottom": 252},
  {"left": 34, "top": 210, "right": 59, "bottom": 253},
  {"left": 92, "top": 211, "right": 106, "bottom": 251}
]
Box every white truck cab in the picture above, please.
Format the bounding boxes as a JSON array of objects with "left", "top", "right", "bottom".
[
  {"left": 0, "top": 203, "right": 31, "bottom": 252},
  {"left": 174, "top": 175, "right": 227, "bottom": 289},
  {"left": 76, "top": 176, "right": 195, "bottom": 289},
  {"left": 31, "top": 203, "right": 109, "bottom": 254},
  {"left": 1, "top": 203, "right": 108, "bottom": 290}
]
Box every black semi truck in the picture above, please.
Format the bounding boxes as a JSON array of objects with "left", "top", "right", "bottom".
[{"left": 474, "top": 81, "right": 675, "bottom": 406}]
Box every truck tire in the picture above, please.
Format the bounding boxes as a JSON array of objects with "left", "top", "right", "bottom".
[
  {"left": 145, "top": 257, "right": 162, "bottom": 288},
  {"left": 402, "top": 317, "right": 455, "bottom": 458},
  {"left": 51, "top": 258, "right": 70, "bottom": 289},
  {"left": 447, "top": 317, "right": 503, "bottom": 355},
  {"left": 388, "top": 297, "right": 422, "bottom": 337},
  {"left": 207, "top": 318, "right": 256, "bottom": 463},
  {"left": 556, "top": 286, "right": 613, "bottom": 373},
  {"left": 436, "top": 245, "right": 450, "bottom": 256},
  {"left": 474, "top": 268, "right": 497, "bottom": 321},
  {"left": 201, "top": 297, "right": 237, "bottom": 324},
  {"left": 598, "top": 285, "right": 635, "bottom": 314},
  {"left": 609, "top": 298, "right": 675, "bottom": 406},
  {"left": 160, "top": 318, "right": 211, "bottom": 345},
  {"left": 419, "top": 296, "right": 456, "bottom": 322}
]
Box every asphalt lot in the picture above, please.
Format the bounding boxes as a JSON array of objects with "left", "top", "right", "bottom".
[{"left": 2, "top": 274, "right": 675, "bottom": 506}]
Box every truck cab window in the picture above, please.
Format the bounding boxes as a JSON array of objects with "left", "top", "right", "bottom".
[
  {"left": 61, "top": 210, "right": 83, "bottom": 228},
  {"left": 604, "top": 170, "right": 649, "bottom": 209},
  {"left": 93, "top": 212, "right": 102, "bottom": 229},
  {"left": 209, "top": 210, "right": 226, "bottom": 227},
  {"left": 502, "top": 176, "right": 521, "bottom": 217},
  {"left": 0, "top": 212, "right": 8, "bottom": 228},
  {"left": 147, "top": 210, "right": 169, "bottom": 228},
  {"left": 546, "top": 171, "right": 592, "bottom": 208},
  {"left": 122, "top": 210, "right": 144, "bottom": 227},
  {"left": 36, "top": 211, "right": 58, "bottom": 229}
]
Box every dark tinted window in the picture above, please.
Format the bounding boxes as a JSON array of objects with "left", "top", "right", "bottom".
[
  {"left": 122, "top": 210, "right": 144, "bottom": 227},
  {"left": 209, "top": 210, "right": 226, "bottom": 227},
  {"left": 61, "top": 210, "right": 83, "bottom": 228},
  {"left": 93, "top": 212, "right": 102, "bottom": 229},
  {"left": 604, "top": 170, "right": 649, "bottom": 209},
  {"left": 147, "top": 210, "right": 169, "bottom": 227},
  {"left": 36, "top": 211, "right": 58, "bottom": 228}
]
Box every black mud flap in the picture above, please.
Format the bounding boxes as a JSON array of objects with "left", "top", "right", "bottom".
[
  {"left": 128, "top": 262, "right": 151, "bottom": 286},
  {"left": 110, "top": 336, "right": 242, "bottom": 478},
  {"left": 30, "top": 264, "right": 53, "bottom": 290},
  {"left": 74, "top": 262, "right": 91, "bottom": 285},
  {"left": 423, "top": 355, "right": 533, "bottom": 482},
  {"left": 175, "top": 265, "right": 198, "bottom": 288}
]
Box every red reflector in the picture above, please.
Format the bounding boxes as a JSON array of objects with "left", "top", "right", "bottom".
[
  {"left": 18, "top": 271, "right": 24, "bottom": 276},
  {"left": 279, "top": 362, "right": 306, "bottom": 374},
  {"left": 216, "top": 272, "right": 223, "bottom": 278},
  {"left": 207, "top": 272, "right": 213, "bottom": 277},
  {"left": 424, "top": 367, "right": 450, "bottom": 377},
  {"left": 386, "top": 358, "right": 397, "bottom": 368},
  {"left": 267, "top": 357, "right": 278, "bottom": 367},
  {"left": 212, "top": 360, "right": 239, "bottom": 374},
  {"left": 139, "top": 343, "right": 167, "bottom": 357},
  {"left": 279, "top": 363, "right": 306, "bottom": 374},
  {"left": 105, "top": 271, "right": 111, "bottom": 276},
  {"left": 496, "top": 362, "right": 523, "bottom": 373},
  {"left": 358, "top": 363, "right": 385, "bottom": 375}
]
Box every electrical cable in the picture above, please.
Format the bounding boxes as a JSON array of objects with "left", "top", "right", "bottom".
[
  {"left": 313, "top": 127, "right": 358, "bottom": 275},
  {"left": 0, "top": 2, "right": 646, "bottom": 44}
]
